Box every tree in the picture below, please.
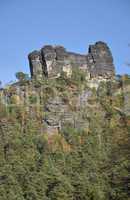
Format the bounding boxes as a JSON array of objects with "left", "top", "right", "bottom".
[{"left": 15, "top": 72, "right": 29, "bottom": 82}]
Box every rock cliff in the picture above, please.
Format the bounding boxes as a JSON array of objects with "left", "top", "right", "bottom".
[
  {"left": 0, "top": 41, "right": 129, "bottom": 200},
  {"left": 28, "top": 41, "right": 115, "bottom": 80},
  {"left": 1, "top": 41, "right": 130, "bottom": 136}
]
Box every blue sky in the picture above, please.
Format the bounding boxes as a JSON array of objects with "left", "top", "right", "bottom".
[{"left": 0, "top": 0, "right": 130, "bottom": 85}]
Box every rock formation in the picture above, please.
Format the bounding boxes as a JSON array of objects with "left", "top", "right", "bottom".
[
  {"left": 28, "top": 41, "right": 115, "bottom": 80},
  {"left": 0, "top": 41, "right": 120, "bottom": 134}
]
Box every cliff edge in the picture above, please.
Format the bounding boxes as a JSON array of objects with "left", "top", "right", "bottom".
[{"left": 28, "top": 41, "right": 115, "bottom": 80}]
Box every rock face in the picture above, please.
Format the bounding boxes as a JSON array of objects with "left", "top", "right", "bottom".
[
  {"left": 0, "top": 41, "right": 117, "bottom": 135},
  {"left": 28, "top": 41, "right": 115, "bottom": 79}
]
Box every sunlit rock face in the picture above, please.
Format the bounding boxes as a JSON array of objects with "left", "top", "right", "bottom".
[
  {"left": 28, "top": 41, "right": 115, "bottom": 80},
  {"left": 28, "top": 51, "right": 44, "bottom": 79},
  {"left": 88, "top": 41, "right": 115, "bottom": 78}
]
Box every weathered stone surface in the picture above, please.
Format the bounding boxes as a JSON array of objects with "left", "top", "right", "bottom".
[
  {"left": 28, "top": 41, "right": 115, "bottom": 79},
  {"left": 88, "top": 41, "right": 115, "bottom": 77},
  {"left": 41, "top": 90, "right": 95, "bottom": 134},
  {"left": 28, "top": 51, "right": 44, "bottom": 79}
]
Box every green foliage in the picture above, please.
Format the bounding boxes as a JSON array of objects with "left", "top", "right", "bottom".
[
  {"left": 15, "top": 72, "right": 29, "bottom": 82},
  {"left": 71, "top": 68, "right": 86, "bottom": 88},
  {"left": 122, "top": 74, "right": 130, "bottom": 85},
  {"left": 0, "top": 73, "right": 129, "bottom": 200},
  {"left": 29, "top": 95, "right": 37, "bottom": 104}
]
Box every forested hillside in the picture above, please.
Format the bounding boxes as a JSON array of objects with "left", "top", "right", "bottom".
[{"left": 0, "top": 71, "right": 129, "bottom": 200}]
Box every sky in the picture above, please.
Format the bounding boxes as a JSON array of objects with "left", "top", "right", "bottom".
[{"left": 0, "top": 0, "right": 130, "bottom": 85}]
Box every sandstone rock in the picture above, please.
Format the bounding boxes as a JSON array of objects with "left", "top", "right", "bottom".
[
  {"left": 88, "top": 41, "right": 115, "bottom": 78},
  {"left": 28, "top": 41, "right": 115, "bottom": 80},
  {"left": 28, "top": 51, "right": 44, "bottom": 79}
]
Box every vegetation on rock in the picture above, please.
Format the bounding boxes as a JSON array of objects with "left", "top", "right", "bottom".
[{"left": 0, "top": 70, "right": 129, "bottom": 200}]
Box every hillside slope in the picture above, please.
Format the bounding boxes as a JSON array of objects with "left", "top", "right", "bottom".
[{"left": 0, "top": 70, "right": 129, "bottom": 200}]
